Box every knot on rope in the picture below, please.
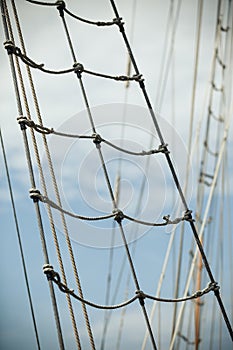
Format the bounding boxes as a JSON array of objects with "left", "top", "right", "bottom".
[
  {"left": 135, "top": 290, "right": 145, "bottom": 306},
  {"left": 17, "top": 115, "right": 31, "bottom": 130},
  {"left": 193, "top": 281, "right": 220, "bottom": 299},
  {"left": 43, "top": 265, "right": 74, "bottom": 293},
  {"left": 208, "top": 281, "right": 220, "bottom": 293},
  {"left": 113, "top": 17, "right": 124, "bottom": 30},
  {"left": 73, "top": 62, "right": 84, "bottom": 77},
  {"left": 43, "top": 264, "right": 56, "bottom": 280},
  {"left": 56, "top": 0, "right": 65, "bottom": 17},
  {"left": 113, "top": 209, "right": 124, "bottom": 223},
  {"left": 183, "top": 209, "right": 194, "bottom": 222},
  {"left": 4, "top": 40, "right": 19, "bottom": 55},
  {"left": 92, "top": 133, "right": 102, "bottom": 146},
  {"left": 29, "top": 188, "right": 42, "bottom": 202},
  {"left": 133, "top": 74, "right": 144, "bottom": 82},
  {"left": 158, "top": 143, "right": 170, "bottom": 154}
]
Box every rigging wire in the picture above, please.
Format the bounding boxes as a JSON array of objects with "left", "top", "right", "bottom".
[
  {"left": 1, "top": 0, "right": 232, "bottom": 347},
  {"left": 109, "top": 0, "right": 233, "bottom": 342},
  {"left": 9, "top": 1, "right": 83, "bottom": 348},
  {"left": 0, "top": 129, "right": 41, "bottom": 350},
  {"left": 56, "top": 4, "right": 158, "bottom": 349},
  {"left": 1, "top": 2, "right": 65, "bottom": 348}
]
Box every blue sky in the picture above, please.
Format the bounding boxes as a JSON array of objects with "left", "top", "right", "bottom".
[{"left": 0, "top": 0, "right": 232, "bottom": 349}]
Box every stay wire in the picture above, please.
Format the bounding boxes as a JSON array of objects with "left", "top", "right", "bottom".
[
  {"left": 10, "top": 1, "right": 82, "bottom": 348},
  {"left": 109, "top": 0, "right": 233, "bottom": 341},
  {"left": 1, "top": 1, "right": 65, "bottom": 348},
  {"left": 58, "top": 6, "right": 158, "bottom": 349},
  {"left": 11, "top": 2, "right": 97, "bottom": 348},
  {"left": 0, "top": 129, "right": 41, "bottom": 350}
]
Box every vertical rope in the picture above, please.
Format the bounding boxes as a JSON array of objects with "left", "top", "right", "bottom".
[
  {"left": 1, "top": 1, "right": 65, "bottom": 348},
  {"left": 9, "top": 2, "right": 82, "bottom": 348}
]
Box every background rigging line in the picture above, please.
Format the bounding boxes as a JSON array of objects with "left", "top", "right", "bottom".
[
  {"left": 170, "top": 0, "right": 203, "bottom": 344},
  {"left": 0, "top": 128, "right": 41, "bottom": 350},
  {"left": 0, "top": 0, "right": 233, "bottom": 344},
  {"left": 169, "top": 113, "right": 233, "bottom": 349},
  {"left": 108, "top": 0, "right": 233, "bottom": 341}
]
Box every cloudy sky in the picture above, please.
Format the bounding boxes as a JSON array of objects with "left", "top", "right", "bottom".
[{"left": 0, "top": 0, "right": 232, "bottom": 349}]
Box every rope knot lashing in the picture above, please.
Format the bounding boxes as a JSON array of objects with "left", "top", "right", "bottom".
[
  {"left": 17, "top": 115, "right": 37, "bottom": 129},
  {"left": 208, "top": 281, "right": 220, "bottom": 293},
  {"left": 56, "top": 0, "right": 65, "bottom": 16},
  {"left": 133, "top": 74, "right": 144, "bottom": 82},
  {"left": 43, "top": 264, "right": 56, "bottom": 280},
  {"left": 113, "top": 17, "right": 124, "bottom": 29},
  {"left": 113, "top": 209, "right": 124, "bottom": 223},
  {"left": 193, "top": 281, "right": 220, "bottom": 299},
  {"left": 4, "top": 40, "right": 18, "bottom": 55},
  {"left": 158, "top": 143, "right": 169, "bottom": 154},
  {"left": 29, "top": 188, "right": 42, "bottom": 202},
  {"left": 135, "top": 290, "right": 145, "bottom": 306},
  {"left": 183, "top": 209, "right": 194, "bottom": 222},
  {"left": 73, "top": 62, "right": 84, "bottom": 77},
  {"left": 92, "top": 133, "right": 102, "bottom": 146}
]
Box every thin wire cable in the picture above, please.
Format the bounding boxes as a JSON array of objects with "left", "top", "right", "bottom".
[
  {"left": 169, "top": 113, "right": 233, "bottom": 349},
  {"left": 10, "top": 1, "right": 96, "bottom": 348},
  {"left": 1, "top": 2, "right": 65, "bottom": 348},
  {"left": 57, "top": 6, "right": 158, "bottom": 349},
  {"left": 0, "top": 129, "right": 41, "bottom": 350},
  {"left": 9, "top": 2, "right": 83, "bottom": 348},
  {"left": 109, "top": 0, "right": 233, "bottom": 342}
]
